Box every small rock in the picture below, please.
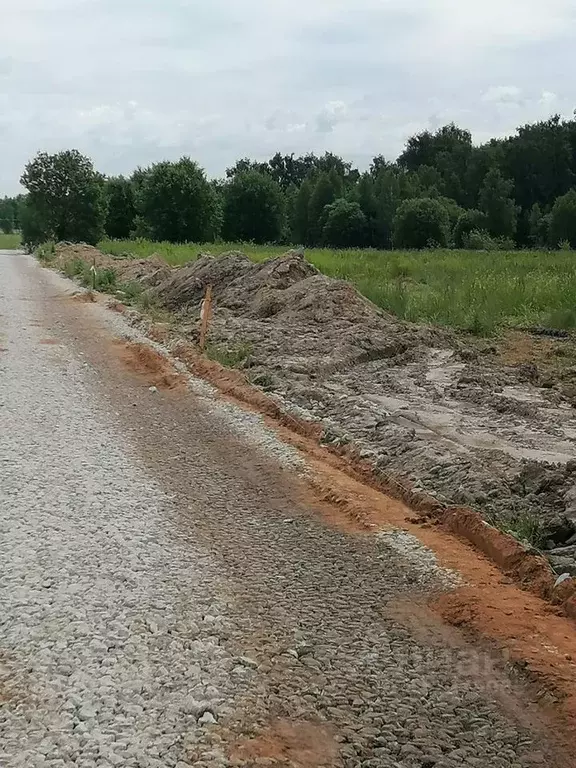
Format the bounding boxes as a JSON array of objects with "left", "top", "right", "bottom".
[
  {"left": 78, "top": 704, "right": 97, "bottom": 721},
  {"left": 296, "top": 643, "right": 314, "bottom": 658},
  {"left": 182, "top": 697, "right": 209, "bottom": 717},
  {"left": 198, "top": 711, "right": 217, "bottom": 726},
  {"left": 149, "top": 386, "right": 158, "bottom": 393},
  {"left": 237, "top": 655, "right": 258, "bottom": 669}
]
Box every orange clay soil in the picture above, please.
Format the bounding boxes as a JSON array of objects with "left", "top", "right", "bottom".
[
  {"left": 111, "top": 340, "right": 187, "bottom": 392},
  {"left": 229, "top": 720, "right": 339, "bottom": 768}
]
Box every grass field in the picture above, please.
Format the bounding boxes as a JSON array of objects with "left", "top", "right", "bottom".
[
  {"left": 100, "top": 238, "right": 576, "bottom": 335},
  {"left": 0, "top": 233, "right": 22, "bottom": 249}
]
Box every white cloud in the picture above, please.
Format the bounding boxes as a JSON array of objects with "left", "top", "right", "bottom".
[
  {"left": 482, "top": 86, "right": 523, "bottom": 105},
  {"left": 0, "top": 0, "right": 575, "bottom": 193},
  {"left": 315, "top": 101, "right": 348, "bottom": 133},
  {"left": 540, "top": 91, "right": 558, "bottom": 107}
]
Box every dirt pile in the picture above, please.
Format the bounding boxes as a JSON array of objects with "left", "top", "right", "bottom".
[
  {"left": 155, "top": 251, "right": 253, "bottom": 309},
  {"left": 115, "top": 256, "right": 171, "bottom": 288},
  {"left": 55, "top": 243, "right": 112, "bottom": 270},
  {"left": 156, "top": 250, "right": 324, "bottom": 316},
  {"left": 54, "top": 243, "right": 171, "bottom": 288},
  {"left": 156, "top": 249, "right": 397, "bottom": 325},
  {"left": 154, "top": 250, "right": 448, "bottom": 374}
]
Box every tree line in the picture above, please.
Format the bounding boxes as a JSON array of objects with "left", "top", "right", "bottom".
[{"left": 3, "top": 114, "right": 576, "bottom": 250}]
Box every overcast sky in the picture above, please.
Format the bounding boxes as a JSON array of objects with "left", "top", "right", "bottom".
[{"left": 1, "top": 0, "right": 575, "bottom": 194}]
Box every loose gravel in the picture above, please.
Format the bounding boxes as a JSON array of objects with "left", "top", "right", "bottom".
[
  {"left": 0, "top": 250, "right": 568, "bottom": 767},
  {"left": 0, "top": 255, "right": 244, "bottom": 767}
]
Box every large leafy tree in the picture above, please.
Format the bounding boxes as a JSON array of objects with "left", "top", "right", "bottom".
[
  {"left": 355, "top": 174, "right": 378, "bottom": 247},
  {"left": 104, "top": 176, "right": 136, "bottom": 239},
  {"left": 426, "top": 194, "right": 464, "bottom": 242},
  {"left": 136, "top": 157, "right": 218, "bottom": 243},
  {"left": 20, "top": 199, "right": 47, "bottom": 248},
  {"left": 371, "top": 170, "right": 401, "bottom": 249},
  {"left": 0, "top": 197, "right": 16, "bottom": 233},
  {"left": 292, "top": 178, "right": 313, "bottom": 244},
  {"left": 308, "top": 170, "right": 344, "bottom": 245},
  {"left": 222, "top": 170, "right": 285, "bottom": 243},
  {"left": 20, "top": 150, "right": 106, "bottom": 245},
  {"left": 528, "top": 203, "right": 550, "bottom": 247},
  {"left": 226, "top": 152, "right": 355, "bottom": 191},
  {"left": 322, "top": 199, "right": 366, "bottom": 247},
  {"left": 478, "top": 168, "right": 517, "bottom": 239},
  {"left": 313, "top": 152, "right": 358, "bottom": 186},
  {"left": 225, "top": 157, "right": 270, "bottom": 180},
  {"left": 268, "top": 153, "right": 317, "bottom": 190},
  {"left": 371, "top": 167, "right": 420, "bottom": 249},
  {"left": 398, "top": 124, "right": 473, "bottom": 206},
  {"left": 393, "top": 198, "right": 450, "bottom": 249},
  {"left": 501, "top": 116, "right": 574, "bottom": 212},
  {"left": 283, "top": 183, "right": 298, "bottom": 243}
]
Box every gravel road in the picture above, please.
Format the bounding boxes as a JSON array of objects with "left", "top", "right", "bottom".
[{"left": 0, "top": 249, "right": 570, "bottom": 767}]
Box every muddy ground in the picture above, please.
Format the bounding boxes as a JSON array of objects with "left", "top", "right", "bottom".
[{"left": 53, "top": 244, "right": 576, "bottom": 576}]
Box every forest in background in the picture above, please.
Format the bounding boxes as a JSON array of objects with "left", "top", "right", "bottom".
[{"left": 2, "top": 114, "right": 576, "bottom": 251}]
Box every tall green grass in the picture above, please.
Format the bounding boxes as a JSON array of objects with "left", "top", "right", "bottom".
[
  {"left": 0, "top": 233, "right": 22, "bottom": 249},
  {"left": 100, "top": 238, "right": 283, "bottom": 265},
  {"left": 99, "top": 238, "right": 576, "bottom": 334}
]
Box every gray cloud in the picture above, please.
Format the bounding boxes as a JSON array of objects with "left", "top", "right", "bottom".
[{"left": 1, "top": 0, "right": 575, "bottom": 193}]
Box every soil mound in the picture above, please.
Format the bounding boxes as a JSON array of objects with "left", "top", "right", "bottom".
[
  {"left": 54, "top": 244, "right": 171, "bottom": 288},
  {"left": 153, "top": 249, "right": 442, "bottom": 360},
  {"left": 55, "top": 243, "right": 112, "bottom": 270},
  {"left": 154, "top": 250, "right": 321, "bottom": 317},
  {"left": 253, "top": 273, "right": 388, "bottom": 325},
  {"left": 153, "top": 249, "right": 402, "bottom": 331},
  {"left": 115, "top": 257, "right": 171, "bottom": 288},
  {"left": 156, "top": 251, "right": 252, "bottom": 310}
]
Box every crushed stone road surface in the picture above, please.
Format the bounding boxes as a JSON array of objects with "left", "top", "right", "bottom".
[{"left": 0, "top": 250, "right": 569, "bottom": 767}]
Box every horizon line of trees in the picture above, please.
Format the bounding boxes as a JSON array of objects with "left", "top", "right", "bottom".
[{"left": 3, "top": 113, "right": 576, "bottom": 251}]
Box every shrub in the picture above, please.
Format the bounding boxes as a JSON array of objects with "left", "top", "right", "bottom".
[
  {"left": 36, "top": 241, "right": 56, "bottom": 262},
  {"left": 462, "top": 229, "right": 515, "bottom": 251},
  {"left": 392, "top": 197, "right": 450, "bottom": 249},
  {"left": 322, "top": 199, "right": 367, "bottom": 247},
  {"left": 454, "top": 210, "right": 489, "bottom": 247},
  {"left": 549, "top": 190, "right": 576, "bottom": 248}
]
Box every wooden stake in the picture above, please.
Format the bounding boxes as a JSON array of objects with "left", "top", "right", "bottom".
[
  {"left": 199, "top": 284, "right": 213, "bottom": 351},
  {"left": 90, "top": 258, "right": 97, "bottom": 290}
]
